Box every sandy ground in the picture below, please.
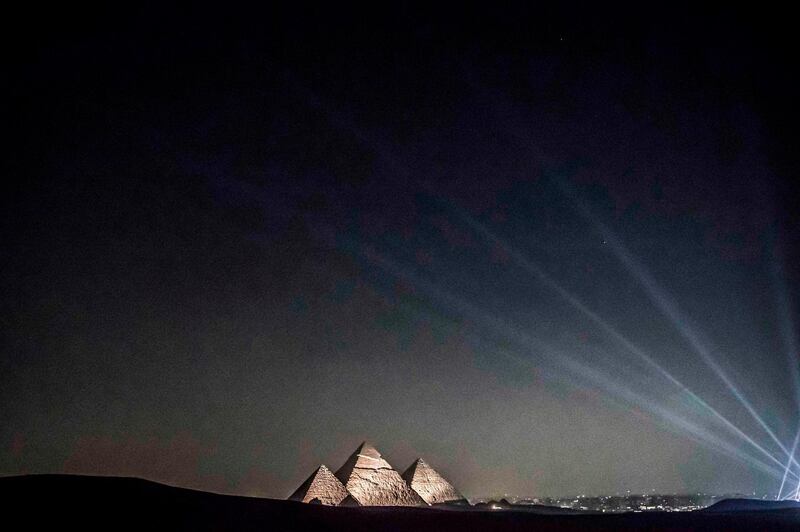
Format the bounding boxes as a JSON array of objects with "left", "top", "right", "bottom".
[{"left": 2, "top": 475, "right": 799, "bottom": 531}]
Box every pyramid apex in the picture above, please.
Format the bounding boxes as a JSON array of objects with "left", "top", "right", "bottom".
[
  {"left": 404, "top": 457, "right": 428, "bottom": 473},
  {"left": 353, "top": 441, "right": 382, "bottom": 458}
]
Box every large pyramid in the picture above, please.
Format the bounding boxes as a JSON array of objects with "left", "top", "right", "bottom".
[
  {"left": 402, "top": 458, "right": 466, "bottom": 505},
  {"left": 288, "top": 464, "right": 348, "bottom": 505},
  {"left": 334, "top": 442, "right": 425, "bottom": 506}
]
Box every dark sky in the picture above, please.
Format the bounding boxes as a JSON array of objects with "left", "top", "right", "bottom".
[{"left": 3, "top": 4, "right": 799, "bottom": 499}]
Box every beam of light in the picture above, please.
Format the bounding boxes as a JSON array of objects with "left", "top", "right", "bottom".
[
  {"left": 452, "top": 80, "right": 799, "bottom": 485},
  {"left": 556, "top": 346, "right": 793, "bottom": 481},
  {"left": 768, "top": 237, "right": 800, "bottom": 500},
  {"left": 290, "top": 85, "right": 798, "bottom": 482},
  {"left": 768, "top": 239, "right": 800, "bottom": 413},
  {"left": 777, "top": 424, "right": 800, "bottom": 499},
  {"left": 458, "top": 78, "right": 800, "bottom": 473},
  {"left": 790, "top": 457, "right": 800, "bottom": 501},
  {"left": 568, "top": 345, "right": 798, "bottom": 482},
  {"left": 556, "top": 178, "right": 798, "bottom": 468},
  {"left": 559, "top": 355, "right": 793, "bottom": 482},
  {"left": 311, "top": 225, "right": 799, "bottom": 483},
  {"left": 452, "top": 206, "right": 795, "bottom": 474}
]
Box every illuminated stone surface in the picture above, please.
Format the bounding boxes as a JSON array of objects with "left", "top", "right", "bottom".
[
  {"left": 402, "top": 458, "right": 466, "bottom": 505},
  {"left": 334, "top": 442, "right": 425, "bottom": 506},
  {"left": 288, "top": 465, "right": 348, "bottom": 505}
]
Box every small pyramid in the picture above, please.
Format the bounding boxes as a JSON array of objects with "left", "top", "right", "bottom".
[
  {"left": 339, "top": 494, "right": 361, "bottom": 506},
  {"left": 288, "top": 464, "right": 348, "bottom": 505},
  {"left": 335, "top": 442, "right": 425, "bottom": 506},
  {"left": 402, "top": 458, "right": 466, "bottom": 505}
]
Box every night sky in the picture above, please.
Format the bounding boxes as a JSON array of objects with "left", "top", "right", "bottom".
[{"left": 3, "top": 4, "right": 800, "bottom": 499}]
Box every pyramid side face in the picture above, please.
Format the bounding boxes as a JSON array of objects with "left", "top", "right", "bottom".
[
  {"left": 404, "top": 459, "right": 465, "bottom": 505},
  {"left": 345, "top": 464, "right": 425, "bottom": 506},
  {"left": 336, "top": 443, "right": 424, "bottom": 506},
  {"left": 289, "top": 465, "right": 348, "bottom": 506}
]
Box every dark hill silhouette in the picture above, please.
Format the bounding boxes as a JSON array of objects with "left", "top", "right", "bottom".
[
  {"left": 703, "top": 498, "right": 800, "bottom": 512},
  {"left": 2, "top": 475, "right": 800, "bottom": 531}
]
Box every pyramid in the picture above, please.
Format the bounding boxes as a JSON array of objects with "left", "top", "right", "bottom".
[
  {"left": 339, "top": 494, "right": 361, "bottom": 506},
  {"left": 288, "top": 464, "right": 348, "bottom": 506},
  {"left": 334, "top": 442, "right": 425, "bottom": 506},
  {"left": 402, "top": 458, "right": 466, "bottom": 505}
]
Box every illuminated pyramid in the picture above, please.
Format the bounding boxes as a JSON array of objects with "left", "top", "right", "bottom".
[
  {"left": 334, "top": 442, "right": 425, "bottom": 506},
  {"left": 288, "top": 464, "right": 348, "bottom": 505},
  {"left": 402, "top": 458, "right": 466, "bottom": 505}
]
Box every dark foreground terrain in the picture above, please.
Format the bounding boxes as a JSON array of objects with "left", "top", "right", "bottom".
[{"left": 2, "top": 475, "right": 799, "bottom": 531}]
